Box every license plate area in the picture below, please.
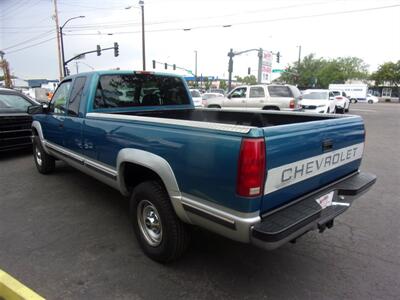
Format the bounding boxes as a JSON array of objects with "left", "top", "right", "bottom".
[{"left": 315, "top": 191, "right": 335, "bottom": 209}]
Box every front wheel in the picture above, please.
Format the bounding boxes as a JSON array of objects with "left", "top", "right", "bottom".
[
  {"left": 368, "top": 100, "right": 373, "bottom": 104},
  {"left": 33, "top": 136, "right": 55, "bottom": 174},
  {"left": 130, "top": 181, "right": 190, "bottom": 263}
]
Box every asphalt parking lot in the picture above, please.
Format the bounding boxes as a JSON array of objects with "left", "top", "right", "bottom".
[{"left": 0, "top": 103, "right": 399, "bottom": 300}]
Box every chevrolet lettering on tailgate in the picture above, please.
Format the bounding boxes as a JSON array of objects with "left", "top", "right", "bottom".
[{"left": 265, "top": 143, "right": 364, "bottom": 194}]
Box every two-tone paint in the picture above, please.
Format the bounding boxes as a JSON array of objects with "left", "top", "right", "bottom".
[{"left": 32, "top": 70, "right": 369, "bottom": 245}]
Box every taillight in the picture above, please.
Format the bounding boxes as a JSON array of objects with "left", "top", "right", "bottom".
[
  {"left": 237, "top": 138, "right": 266, "bottom": 197},
  {"left": 336, "top": 96, "right": 343, "bottom": 100},
  {"left": 289, "top": 99, "right": 295, "bottom": 109}
]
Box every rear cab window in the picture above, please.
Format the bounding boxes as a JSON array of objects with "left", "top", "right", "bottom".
[
  {"left": 249, "top": 86, "right": 265, "bottom": 98},
  {"left": 268, "top": 86, "right": 292, "bottom": 97},
  {"left": 93, "top": 73, "right": 190, "bottom": 110}
]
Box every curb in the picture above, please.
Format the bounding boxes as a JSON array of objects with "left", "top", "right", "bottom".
[{"left": 0, "top": 269, "right": 45, "bottom": 300}]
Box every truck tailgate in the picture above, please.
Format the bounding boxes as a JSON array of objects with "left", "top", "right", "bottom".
[{"left": 261, "top": 115, "right": 365, "bottom": 214}]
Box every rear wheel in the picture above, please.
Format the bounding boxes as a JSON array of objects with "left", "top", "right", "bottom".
[
  {"left": 130, "top": 181, "right": 190, "bottom": 263},
  {"left": 345, "top": 102, "right": 350, "bottom": 112},
  {"left": 33, "top": 136, "right": 55, "bottom": 174}
]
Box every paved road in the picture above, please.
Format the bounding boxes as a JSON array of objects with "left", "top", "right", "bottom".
[{"left": 0, "top": 103, "right": 399, "bottom": 299}]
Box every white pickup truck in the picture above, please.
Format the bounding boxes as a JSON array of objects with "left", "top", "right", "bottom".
[{"left": 203, "top": 84, "right": 302, "bottom": 111}]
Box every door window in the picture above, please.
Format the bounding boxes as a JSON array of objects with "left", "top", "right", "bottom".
[
  {"left": 230, "top": 87, "right": 247, "bottom": 98},
  {"left": 249, "top": 87, "right": 265, "bottom": 98},
  {"left": 68, "top": 77, "right": 86, "bottom": 116},
  {"left": 50, "top": 80, "right": 72, "bottom": 114}
]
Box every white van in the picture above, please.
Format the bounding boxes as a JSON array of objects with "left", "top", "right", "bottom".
[{"left": 329, "top": 84, "right": 368, "bottom": 103}]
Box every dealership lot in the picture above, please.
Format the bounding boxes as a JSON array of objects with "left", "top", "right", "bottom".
[{"left": 0, "top": 103, "right": 399, "bottom": 300}]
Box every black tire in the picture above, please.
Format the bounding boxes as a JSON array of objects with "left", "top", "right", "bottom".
[
  {"left": 345, "top": 103, "right": 350, "bottom": 112},
  {"left": 130, "top": 181, "right": 190, "bottom": 263},
  {"left": 33, "top": 136, "right": 55, "bottom": 174},
  {"left": 208, "top": 105, "right": 221, "bottom": 109},
  {"left": 368, "top": 100, "right": 373, "bottom": 104}
]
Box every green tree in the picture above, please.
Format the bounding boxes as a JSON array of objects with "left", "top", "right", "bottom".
[
  {"left": 278, "top": 54, "right": 369, "bottom": 88},
  {"left": 371, "top": 61, "right": 400, "bottom": 86},
  {"left": 235, "top": 75, "right": 257, "bottom": 85},
  {"left": 219, "top": 79, "right": 227, "bottom": 90},
  {"left": 204, "top": 77, "right": 211, "bottom": 90}
]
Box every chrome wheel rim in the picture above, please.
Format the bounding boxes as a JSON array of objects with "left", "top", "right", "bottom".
[
  {"left": 137, "top": 200, "right": 162, "bottom": 246},
  {"left": 35, "top": 147, "right": 43, "bottom": 166}
]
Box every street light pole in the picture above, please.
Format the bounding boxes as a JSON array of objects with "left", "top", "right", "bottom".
[
  {"left": 194, "top": 50, "right": 198, "bottom": 87},
  {"left": 139, "top": 0, "right": 146, "bottom": 70},
  {"left": 60, "top": 15, "right": 85, "bottom": 77}
]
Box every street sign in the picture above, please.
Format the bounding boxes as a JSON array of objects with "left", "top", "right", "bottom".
[
  {"left": 262, "top": 51, "right": 273, "bottom": 83},
  {"left": 272, "top": 69, "right": 284, "bottom": 73}
]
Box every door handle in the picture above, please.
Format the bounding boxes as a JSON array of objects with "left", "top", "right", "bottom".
[{"left": 59, "top": 123, "right": 64, "bottom": 128}]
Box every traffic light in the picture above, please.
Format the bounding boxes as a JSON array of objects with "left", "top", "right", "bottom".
[
  {"left": 248, "top": 67, "right": 251, "bottom": 75},
  {"left": 96, "top": 45, "right": 101, "bottom": 56},
  {"left": 164, "top": 63, "right": 167, "bottom": 69},
  {"left": 173, "top": 64, "right": 176, "bottom": 70},
  {"left": 152, "top": 60, "right": 156, "bottom": 69},
  {"left": 113, "top": 42, "right": 119, "bottom": 57},
  {"left": 276, "top": 51, "right": 280, "bottom": 63}
]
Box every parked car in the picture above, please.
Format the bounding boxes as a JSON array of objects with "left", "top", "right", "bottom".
[
  {"left": 330, "top": 90, "right": 350, "bottom": 113},
  {"left": 301, "top": 89, "right": 337, "bottom": 114},
  {"left": 366, "top": 93, "right": 379, "bottom": 104},
  {"left": 0, "top": 88, "right": 40, "bottom": 151},
  {"left": 205, "top": 84, "right": 302, "bottom": 111},
  {"left": 30, "top": 71, "right": 376, "bottom": 262},
  {"left": 189, "top": 89, "right": 203, "bottom": 107},
  {"left": 201, "top": 92, "right": 224, "bottom": 106}
]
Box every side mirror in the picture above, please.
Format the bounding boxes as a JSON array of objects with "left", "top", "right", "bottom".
[
  {"left": 329, "top": 97, "right": 334, "bottom": 100},
  {"left": 227, "top": 94, "right": 231, "bottom": 99},
  {"left": 27, "top": 104, "right": 47, "bottom": 114}
]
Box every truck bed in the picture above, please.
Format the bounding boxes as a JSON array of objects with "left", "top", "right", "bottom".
[{"left": 115, "top": 108, "right": 336, "bottom": 128}]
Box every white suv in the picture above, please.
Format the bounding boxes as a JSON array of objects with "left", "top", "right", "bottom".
[{"left": 203, "top": 84, "right": 302, "bottom": 111}]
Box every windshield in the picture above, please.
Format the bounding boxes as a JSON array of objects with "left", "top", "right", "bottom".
[
  {"left": 0, "top": 94, "right": 32, "bottom": 110},
  {"left": 302, "top": 92, "right": 328, "bottom": 100},
  {"left": 190, "top": 90, "right": 201, "bottom": 98}
]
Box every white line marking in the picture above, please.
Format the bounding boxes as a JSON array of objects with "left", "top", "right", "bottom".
[{"left": 350, "top": 109, "right": 376, "bottom": 112}]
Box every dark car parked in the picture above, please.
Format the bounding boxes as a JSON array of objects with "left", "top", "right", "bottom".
[{"left": 0, "top": 88, "right": 40, "bottom": 152}]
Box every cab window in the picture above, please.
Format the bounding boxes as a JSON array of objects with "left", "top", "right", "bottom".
[
  {"left": 68, "top": 77, "right": 86, "bottom": 116},
  {"left": 50, "top": 80, "right": 72, "bottom": 114}
]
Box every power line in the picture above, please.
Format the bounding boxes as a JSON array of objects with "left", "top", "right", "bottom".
[
  {"left": 63, "top": 4, "right": 400, "bottom": 36},
  {"left": 6, "top": 36, "right": 57, "bottom": 55},
  {"left": 1, "top": 29, "right": 54, "bottom": 51}
]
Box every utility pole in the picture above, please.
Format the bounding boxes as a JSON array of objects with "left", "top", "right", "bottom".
[
  {"left": 227, "top": 48, "right": 234, "bottom": 92},
  {"left": 139, "top": 0, "right": 146, "bottom": 70},
  {"left": 257, "top": 48, "right": 263, "bottom": 84},
  {"left": 53, "top": 0, "right": 63, "bottom": 80},
  {"left": 194, "top": 50, "right": 198, "bottom": 87}
]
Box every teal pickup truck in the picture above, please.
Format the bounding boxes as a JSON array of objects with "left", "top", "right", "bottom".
[{"left": 30, "top": 71, "right": 376, "bottom": 262}]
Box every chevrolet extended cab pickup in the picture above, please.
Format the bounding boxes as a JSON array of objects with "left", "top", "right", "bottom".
[{"left": 30, "top": 71, "right": 376, "bottom": 263}]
